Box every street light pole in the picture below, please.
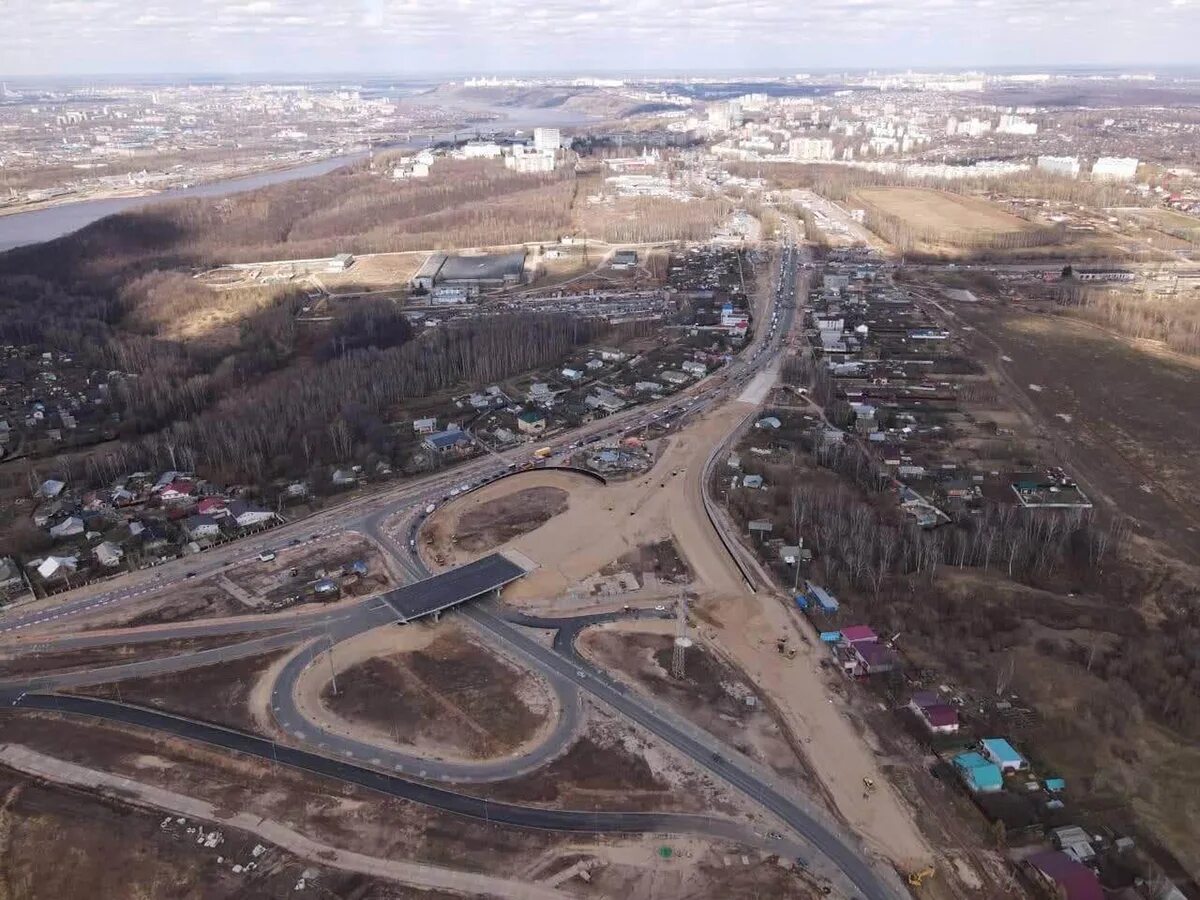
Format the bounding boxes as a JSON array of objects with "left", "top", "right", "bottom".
[{"left": 325, "top": 631, "right": 338, "bottom": 697}]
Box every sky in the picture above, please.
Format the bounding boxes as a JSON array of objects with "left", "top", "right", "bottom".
[{"left": 1, "top": 0, "right": 1198, "bottom": 77}]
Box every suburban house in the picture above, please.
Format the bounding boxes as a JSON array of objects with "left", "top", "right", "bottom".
[
  {"left": 331, "top": 469, "right": 357, "bottom": 486},
  {"left": 909, "top": 691, "right": 960, "bottom": 733},
  {"left": 49, "top": 516, "right": 85, "bottom": 539},
  {"left": 35, "top": 555, "right": 78, "bottom": 582},
  {"left": 1024, "top": 851, "right": 1104, "bottom": 900},
  {"left": 681, "top": 360, "right": 707, "bottom": 377},
  {"left": 93, "top": 541, "right": 125, "bottom": 568},
  {"left": 585, "top": 388, "right": 626, "bottom": 414},
  {"left": 196, "top": 497, "right": 228, "bottom": 517},
  {"left": 517, "top": 410, "right": 547, "bottom": 434},
  {"left": 423, "top": 429, "right": 472, "bottom": 455},
  {"left": 413, "top": 417, "right": 438, "bottom": 435},
  {"left": 952, "top": 751, "right": 1004, "bottom": 793},
  {"left": 661, "top": 370, "right": 690, "bottom": 386},
  {"left": 561, "top": 367, "right": 583, "bottom": 381},
  {"left": 227, "top": 500, "right": 275, "bottom": 528},
  {"left": 158, "top": 479, "right": 197, "bottom": 503},
  {"left": 599, "top": 348, "right": 627, "bottom": 362},
  {"left": 183, "top": 514, "right": 221, "bottom": 540},
  {"left": 981, "top": 738, "right": 1028, "bottom": 773}
]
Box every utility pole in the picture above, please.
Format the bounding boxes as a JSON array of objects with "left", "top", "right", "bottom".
[
  {"left": 671, "top": 594, "right": 691, "bottom": 680},
  {"left": 325, "top": 631, "right": 339, "bottom": 696}
]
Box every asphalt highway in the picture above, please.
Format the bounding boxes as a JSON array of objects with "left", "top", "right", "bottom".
[
  {"left": 267, "top": 600, "right": 587, "bottom": 784},
  {"left": 3, "top": 691, "right": 805, "bottom": 855}
]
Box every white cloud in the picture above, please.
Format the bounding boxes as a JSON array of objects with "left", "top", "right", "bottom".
[{"left": 0, "top": 0, "right": 1195, "bottom": 73}]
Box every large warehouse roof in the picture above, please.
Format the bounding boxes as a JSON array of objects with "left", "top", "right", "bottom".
[{"left": 438, "top": 251, "right": 526, "bottom": 282}]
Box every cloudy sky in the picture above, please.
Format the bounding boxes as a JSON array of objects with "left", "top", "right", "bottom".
[{"left": 1, "top": 0, "right": 1197, "bottom": 77}]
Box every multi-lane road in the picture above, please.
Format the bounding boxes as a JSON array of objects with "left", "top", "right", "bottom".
[{"left": 0, "top": 239, "right": 904, "bottom": 899}]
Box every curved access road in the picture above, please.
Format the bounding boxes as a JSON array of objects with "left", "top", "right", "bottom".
[
  {"left": 268, "top": 609, "right": 586, "bottom": 784},
  {"left": 3, "top": 691, "right": 806, "bottom": 861}
]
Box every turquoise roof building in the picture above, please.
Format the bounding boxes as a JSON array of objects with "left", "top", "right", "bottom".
[{"left": 953, "top": 751, "right": 1004, "bottom": 793}]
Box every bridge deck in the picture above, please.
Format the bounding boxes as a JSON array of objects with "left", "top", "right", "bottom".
[{"left": 380, "top": 553, "right": 527, "bottom": 622}]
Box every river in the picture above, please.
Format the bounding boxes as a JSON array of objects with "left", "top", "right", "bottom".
[{"left": 0, "top": 103, "right": 594, "bottom": 253}]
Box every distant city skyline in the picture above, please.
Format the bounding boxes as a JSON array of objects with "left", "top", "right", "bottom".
[{"left": 2, "top": 0, "right": 1198, "bottom": 78}]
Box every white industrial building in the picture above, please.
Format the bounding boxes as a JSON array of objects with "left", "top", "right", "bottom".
[
  {"left": 1092, "top": 156, "right": 1139, "bottom": 181},
  {"left": 789, "top": 137, "right": 835, "bottom": 161},
  {"left": 533, "top": 127, "right": 561, "bottom": 152},
  {"left": 460, "top": 142, "right": 504, "bottom": 159},
  {"left": 1037, "top": 156, "right": 1081, "bottom": 178},
  {"left": 707, "top": 101, "right": 743, "bottom": 132},
  {"left": 996, "top": 115, "right": 1038, "bottom": 135},
  {"left": 505, "top": 146, "right": 556, "bottom": 173}
]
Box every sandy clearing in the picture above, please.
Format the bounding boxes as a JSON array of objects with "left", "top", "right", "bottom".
[
  {"left": 425, "top": 405, "right": 753, "bottom": 608},
  {"left": 697, "top": 592, "right": 934, "bottom": 869}
]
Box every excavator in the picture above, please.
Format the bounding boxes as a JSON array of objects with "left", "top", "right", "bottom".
[{"left": 907, "top": 866, "right": 936, "bottom": 888}]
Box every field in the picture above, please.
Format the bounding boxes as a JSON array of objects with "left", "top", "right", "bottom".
[
  {"left": 449, "top": 486, "right": 569, "bottom": 554},
  {"left": 579, "top": 625, "right": 812, "bottom": 784},
  {"left": 0, "top": 634, "right": 259, "bottom": 679},
  {"left": 0, "top": 767, "right": 409, "bottom": 900},
  {"left": 952, "top": 303, "right": 1200, "bottom": 564},
  {"left": 75, "top": 649, "right": 291, "bottom": 732},
  {"left": 855, "top": 187, "right": 1038, "bottom": 244},
  {"left": 315, "top": 623, "right": 553, "bottom": 760}
]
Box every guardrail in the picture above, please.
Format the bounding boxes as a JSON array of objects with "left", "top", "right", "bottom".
[{"left": 700, "top": 409, "right": 760, "bottom": 593}]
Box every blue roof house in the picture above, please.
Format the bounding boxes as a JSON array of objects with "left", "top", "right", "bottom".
[
  {"left": 981, "top": 738, "right": 1028, "bottom": 773},
  {"left": 953, "top": 752, "right": 1004, "bottom": 793}
]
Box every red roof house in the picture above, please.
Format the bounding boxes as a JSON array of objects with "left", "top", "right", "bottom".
[
  {"left": 1025, "top": 851, "right": 1103, "bottom": 900},
  {"left": 916, "top": 703, "right": 960, "bottom": 733},
  {"left": 840, "top": 624, "right": 878, "bottom": 644}
]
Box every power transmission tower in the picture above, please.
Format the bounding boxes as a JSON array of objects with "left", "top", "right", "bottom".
[{"left": 671, "top": 594, "right": 692, "bottom": 680}]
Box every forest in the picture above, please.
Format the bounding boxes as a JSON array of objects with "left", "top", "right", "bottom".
[
  {"left": 1057, "top": 280, "right": 1200, "bottom": 357},
  {"left": 0, "top": 158, "right": 666, "bottom": 497}
]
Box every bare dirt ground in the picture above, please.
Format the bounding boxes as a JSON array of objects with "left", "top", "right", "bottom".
[
  {"left": 951, "top": 301, "right": 1200, "bottom": 564},
  {"left": 579, "top": 624, "right": 813, "bottom": 785},
  {"left": 0, "top": 713, "right": 790, "bottom": 900},
  {"left": 0, "top": 767, "right": 427, "bottom": 900},
  {"left": 466, "top": 702, "right": 744, "bottom": 819},
  {"left": 423, "top": 400, "right": 934, "bottom": 868},
  {"left": 310, "top": 621, "right": 555, "bottom": 761},
  {"left": 0, "top": 634, "right": 257, "bottom": 679},
  {"left": 0, "top": 712, "right": 567, "bottom": 875},
  {"left": 86, "top": 582, "right": 247, "bottom": 629},
  {"left": 224, "top": 533, "right": 392, "bottom": 605},
  {"left": 425, "top": 406, "right": 752, "bottom": 609},
  {"left": 22, "top": 534, "right": 392, "bottom": 636},
  {"left": 74, "top": 649, "right": 291, "bottom": 733},
  {"left": 855, "top": 187, "right": 1035, "bottom": 238},
  {"left": 318, "top": 251, "right": 426, "bottom": 292},
  {"left": 444, "top": 486, "right": 569, "bottom": 554},
  {"left": 599, "top": 539, "right": 691, "bottom": 585}
]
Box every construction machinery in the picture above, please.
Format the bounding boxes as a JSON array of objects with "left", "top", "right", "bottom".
[{"left": 907, "top": 866, "right": 936, "bottom": 888}]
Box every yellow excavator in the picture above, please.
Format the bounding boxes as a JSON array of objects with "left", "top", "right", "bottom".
[{"left": 908, "top": 866, "right": 936, "bottom": 888}]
